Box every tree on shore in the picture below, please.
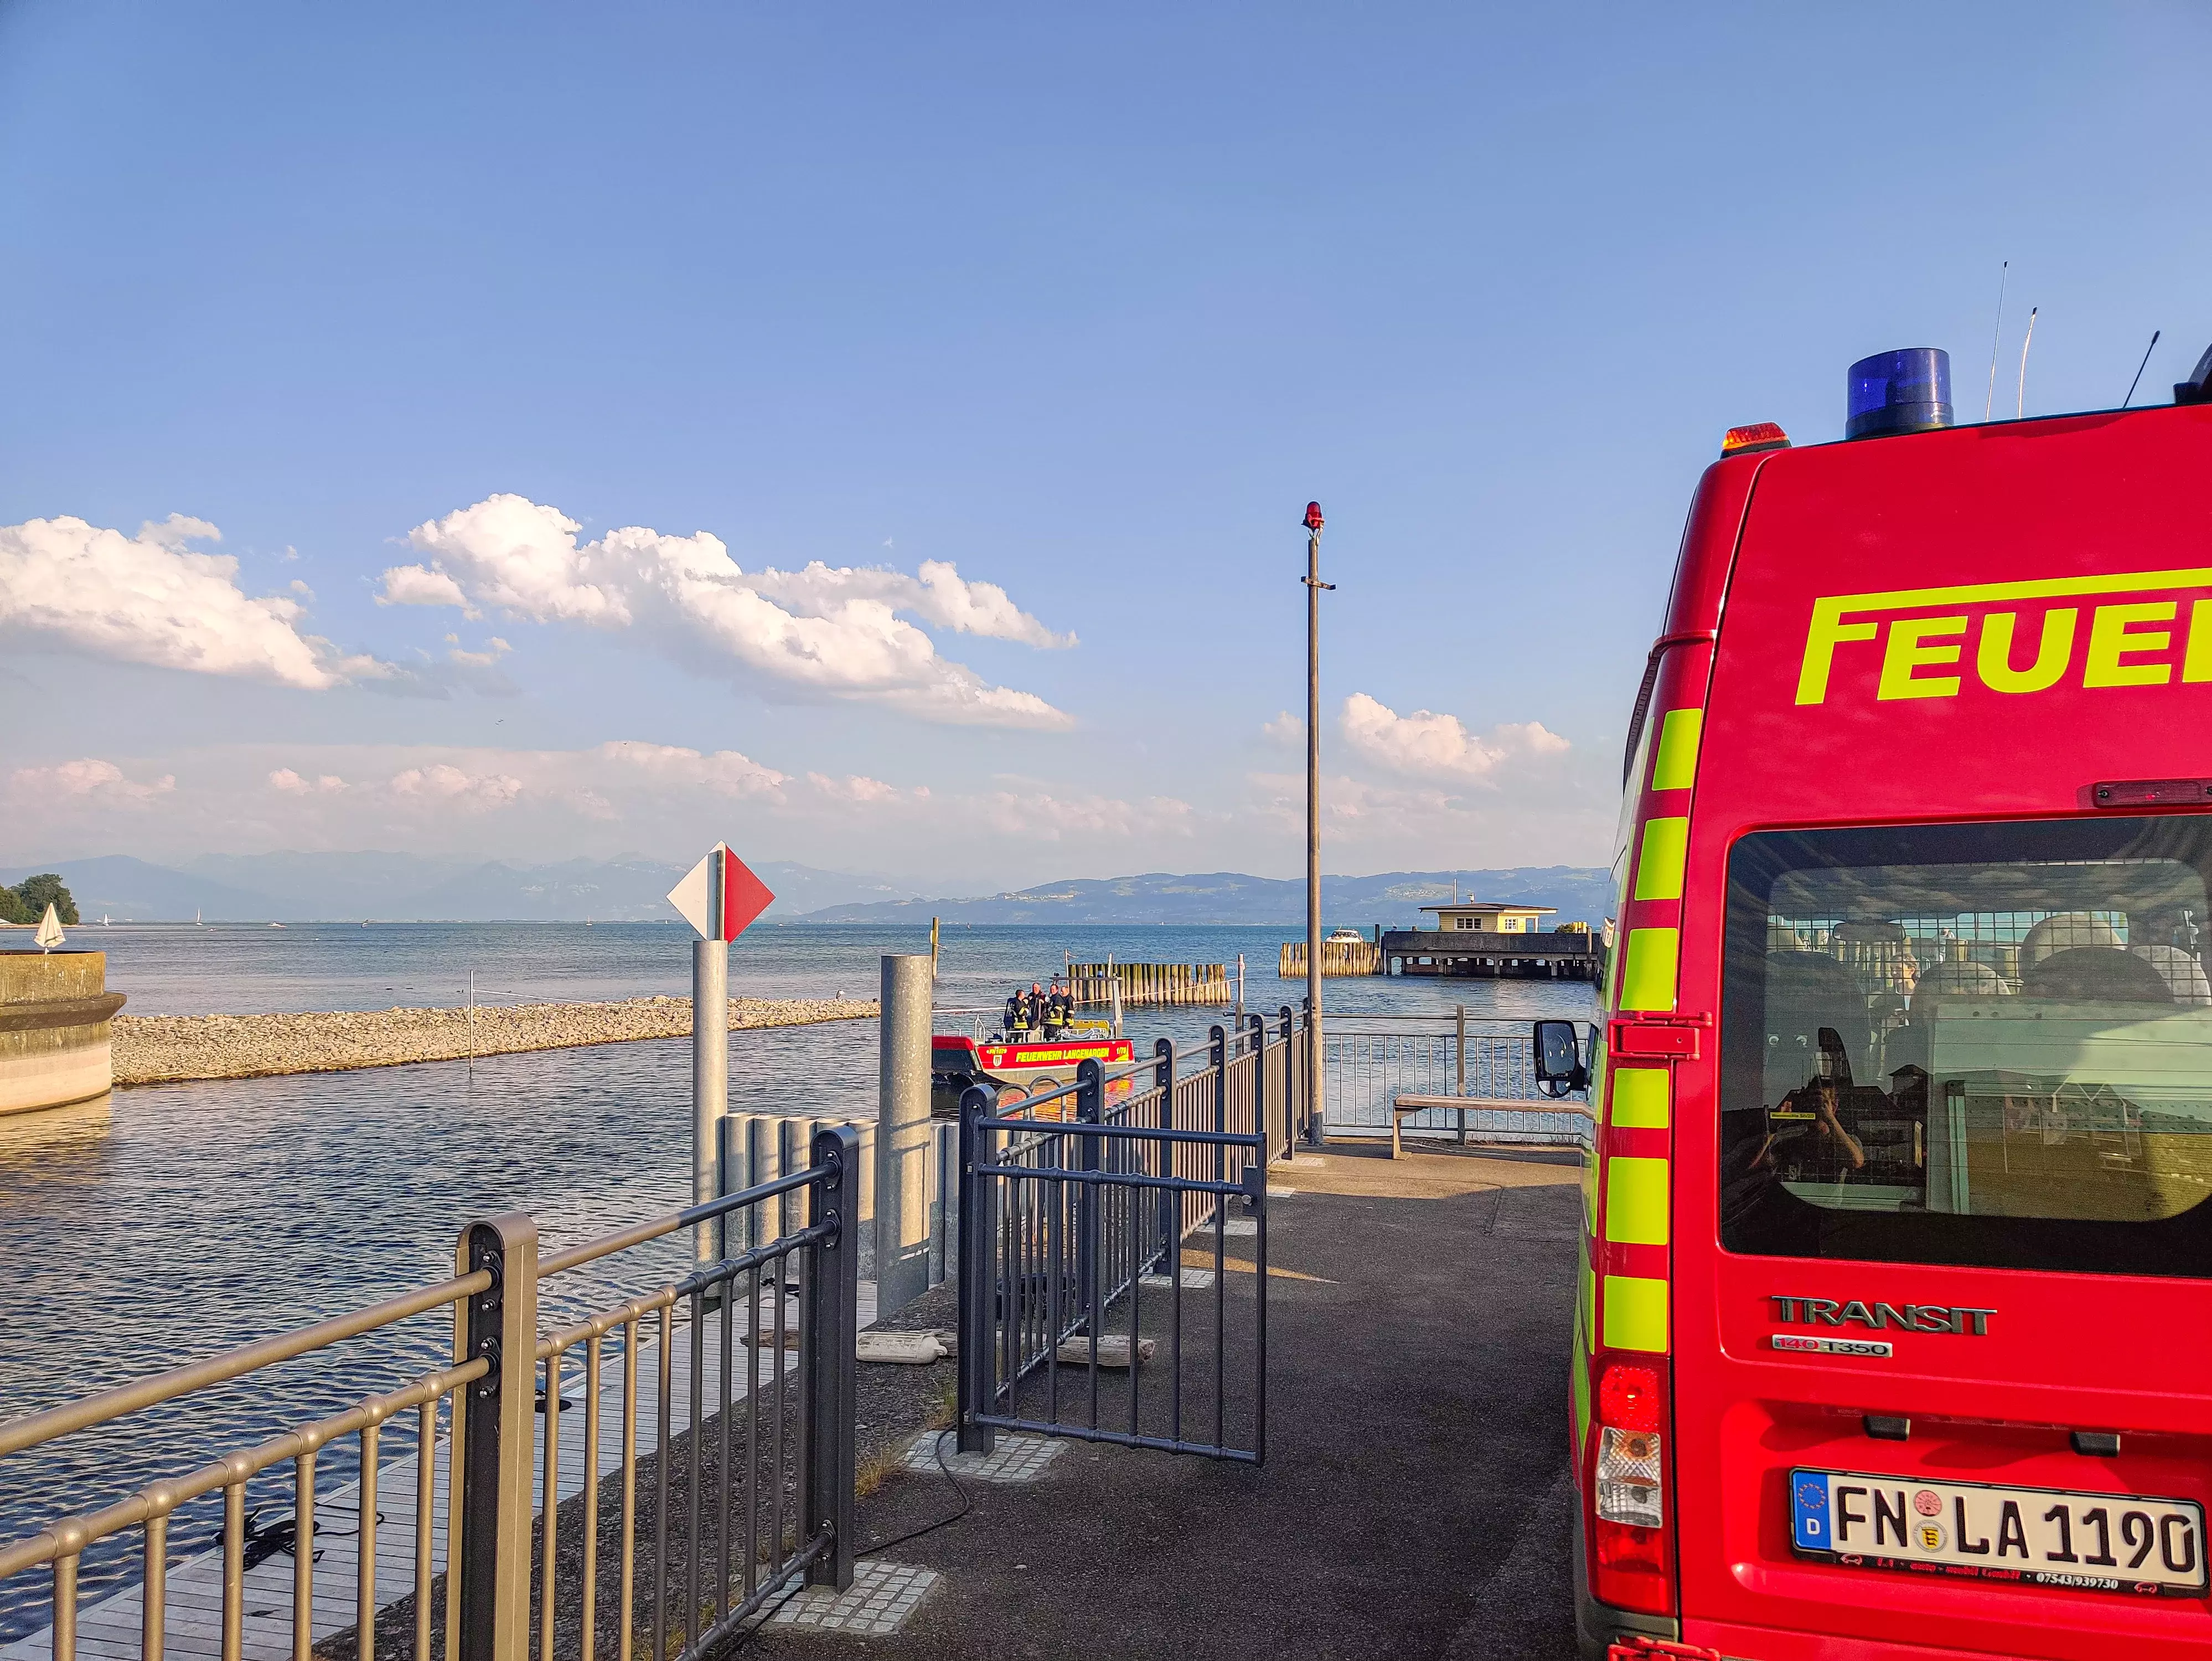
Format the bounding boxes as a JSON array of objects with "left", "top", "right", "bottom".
[{"left": 0, "top": 875, "right": 79, "bottom": 926}]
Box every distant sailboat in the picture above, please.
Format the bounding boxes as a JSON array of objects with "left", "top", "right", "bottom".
[
  {"left": 195, "top": 909, "right": 203, "bottom": 926},
  {"left": 34, "top": 905, "right": 65, "bottom": 952}
]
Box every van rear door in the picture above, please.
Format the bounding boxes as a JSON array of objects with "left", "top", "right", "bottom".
[{"left": 1672, "top": 406, "right": 2212, "bottom": 1659}]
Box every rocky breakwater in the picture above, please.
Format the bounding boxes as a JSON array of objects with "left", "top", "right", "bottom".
[{"left": 111, "top": 995, "right": 878, "bottom": 1086}]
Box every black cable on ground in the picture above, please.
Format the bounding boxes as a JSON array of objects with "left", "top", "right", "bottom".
[
  {"left": 723, "top": 1429, "right": 972, "bottom": 1653},
  {"left": 855, "top": 1429, "right": 972, "bottom": 1559}
]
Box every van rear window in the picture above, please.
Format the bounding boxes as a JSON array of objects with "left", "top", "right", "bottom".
[{"left": 1720, "top": 817, "right": 2212, "bottom": 1277}]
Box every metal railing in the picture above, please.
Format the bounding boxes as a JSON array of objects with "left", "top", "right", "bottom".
[
  {"left": 1321, "top": 1012, "right": 1591, "bottom": 1147},
  {"left": 0, "top": 1129, "right": 861, "bottom": 1661},
  {"left": 957, "top": 1010, "right": 1300, "bottom": 1465}
]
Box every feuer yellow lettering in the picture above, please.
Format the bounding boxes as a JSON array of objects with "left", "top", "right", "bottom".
[
  {"left": 1975, "top": 608, "right": 2076, "bottom": 693},
  {"left": 2082, "top": 601, "right": 2177, "bottom": 688},
  {"left": 1795, "top": 597, "right": 1879, "bottom": 704},
  {"left": 1876, "top": 615, "right": 1968, "bottom": 700},
  {"left": 2183, "top": 598, "right": 2212, "bottom": 684},
  {"left": 1794, "top": 564, "right": 2212, "bottom": 706}
]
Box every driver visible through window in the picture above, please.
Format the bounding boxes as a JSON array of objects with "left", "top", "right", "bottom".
[{"left": 1721, "top": 817, "right": 2212, "bottom": 1276}]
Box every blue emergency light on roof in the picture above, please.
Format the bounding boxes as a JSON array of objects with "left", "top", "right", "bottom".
[{"left": 1846, "top": 347, "right": 1953, "bottom": 440}]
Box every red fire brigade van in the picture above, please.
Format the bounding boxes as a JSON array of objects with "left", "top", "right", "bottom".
[{"left": 1539, "top": 344, "right": 2212, "bottom": 1659}]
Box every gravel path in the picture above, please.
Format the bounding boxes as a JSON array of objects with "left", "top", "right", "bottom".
[{"left": 111, "top": 996, "right": 878, "bottom": 1086}]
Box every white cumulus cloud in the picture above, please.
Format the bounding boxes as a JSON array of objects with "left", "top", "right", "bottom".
[
  {"left": 12, "top": 757, "right": 175, "bottom": 803},
  {"left": 597, "top": 740, "right": 788, "bottom": 798},
  {"left": 1338, "top": 693, "right": 1569, "bottom": 780},
  {"left": 0, "top": 514, "right": 394, "bottom": 688},
  {"left": 268, "top": 768, "right": 347, "bottom": 795},
  {"left": 378, "top": 565, "right": 472, "bottom": 611},
  {"left": 805, "top": 772, "right": 909, "bottom": 805},
  {"left": 381, "top": 494, "right": 1071, "bottom": 727},
  {"left": 389, "top": 764, "right": 525, "bottom": 808},
  {"left": 747, "top": 560, "right": 1074, "bottom": 648}
]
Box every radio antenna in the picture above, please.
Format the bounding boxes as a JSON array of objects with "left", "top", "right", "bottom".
[
  {"left": 2123, "top": 329, "right": 2161, "bottom": 407},
  {"left": 2015, "top": 306, "right": 2038, "bottom": 420},
  {"left": 1984, "top": 260, "right": 2008, "bottom": 421}
]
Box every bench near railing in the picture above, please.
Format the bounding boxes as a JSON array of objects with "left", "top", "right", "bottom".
[{"left": 1386, "top": 1093, "right": 1595, "bottom": 1157}]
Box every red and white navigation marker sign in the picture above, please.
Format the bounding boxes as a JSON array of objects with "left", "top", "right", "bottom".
[{"left": 666, "top": 843, "right": 776, "bottom": 941}]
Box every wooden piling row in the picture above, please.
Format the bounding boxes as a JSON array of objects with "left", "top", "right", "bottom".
[
  {"left": 1067, "top": 962, "right": 1234, "bottom": 1007},
  {"left": 1277, "top": 940, "right": 1383, "bottom": 978}
]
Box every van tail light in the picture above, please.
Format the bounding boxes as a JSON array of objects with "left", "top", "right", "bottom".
[{"left": 1590, "top": 1356, "right": 1675, "bottom": 1615}]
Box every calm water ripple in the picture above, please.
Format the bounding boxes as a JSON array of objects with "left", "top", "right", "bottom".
[{"left": 0, "top": 922, "right": 1593, "bottom": 1634}]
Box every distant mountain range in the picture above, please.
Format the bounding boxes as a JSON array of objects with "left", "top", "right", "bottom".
[
  {"left": 0, "top": 853, "right": 914, "bottom": 923},
  {"left": 0, "top": 854, "right": 1611, "bottom": 928}
]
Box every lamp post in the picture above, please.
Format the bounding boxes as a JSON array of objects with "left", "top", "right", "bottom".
[{"left": 1302, "top": 501, "right": 1333, "bottom": 1144}]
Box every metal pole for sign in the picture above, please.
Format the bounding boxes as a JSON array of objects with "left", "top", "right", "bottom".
[
  {"left": 668, "top": 841, "right": 776, "bottom": 1265},
  {"left": 694, "top": 937, "right": 728, "bottom": 1262}
]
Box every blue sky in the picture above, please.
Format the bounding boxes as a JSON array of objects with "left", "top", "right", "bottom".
[{"left": 4, "top": 2, "right": 2210, "bottom": 891}]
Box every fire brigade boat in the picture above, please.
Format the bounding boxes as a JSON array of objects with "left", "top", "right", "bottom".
[{"left": 931, "top": 988, "right": 1135, "bottom": 1118}]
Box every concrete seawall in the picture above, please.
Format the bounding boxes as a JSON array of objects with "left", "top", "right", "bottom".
[
  {"left": 1, "top": 951, "right": 126, "bottom": 1114},
  {"left": 111, "top": 994, "right": 877, "bottom": 1086}
]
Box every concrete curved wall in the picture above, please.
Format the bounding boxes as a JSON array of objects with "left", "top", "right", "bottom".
[{"left": 0, "top": 950, "right": 125, "bottom": 1115}]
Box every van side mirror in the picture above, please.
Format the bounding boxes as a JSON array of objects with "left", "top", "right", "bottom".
[{"left": 1533, "top": 1019, "right": 1589, "bottom": 1092}]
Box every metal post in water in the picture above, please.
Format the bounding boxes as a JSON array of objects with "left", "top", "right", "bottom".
[
  {"left": 877, "top": 954, "right": 934, "bottom": 1316},
  {"left": 1301, "top": 501, "right": 1331, "bottom": 1144},
  {"left": 693, "top": 937, "right": 728, "bottom": 1262}
]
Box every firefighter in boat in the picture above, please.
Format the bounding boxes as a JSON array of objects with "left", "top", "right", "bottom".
[{"left": 1000, "top": 981, "right": 1078, "bottom": 1040}]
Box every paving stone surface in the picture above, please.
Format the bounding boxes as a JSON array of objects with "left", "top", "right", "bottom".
[
  {"left": 901, "top": 1429, "right": 1063, "bottom": 1483},
  {"left": 1138, "top": 1266, "right": 1217, "bottom": 1288},
  {"left": 757, "top": 1560, "right": 938, "bottom": 1635}
]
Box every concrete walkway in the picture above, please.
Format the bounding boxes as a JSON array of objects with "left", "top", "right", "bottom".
[{"left": 750, "top": 1144, "right": 1583, "bottom": 1660}]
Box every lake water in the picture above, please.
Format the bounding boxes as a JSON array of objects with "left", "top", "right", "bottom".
[{"left": 0, "top": 923, "right": 1594, "bottom": 1635}]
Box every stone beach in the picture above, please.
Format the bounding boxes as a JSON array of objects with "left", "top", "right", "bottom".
[{"left": 110, "top": 994, "right": 878, "bottom": 1086}]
